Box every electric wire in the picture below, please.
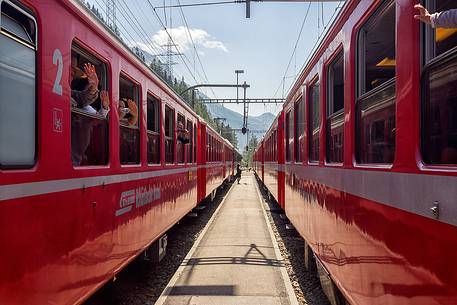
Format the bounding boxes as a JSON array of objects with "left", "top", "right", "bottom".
[
  {"left": 272, "top": 2, "right": 312, "bottom": 98},
  {"left": 284, "top": 1, "right": 344, "bottom": 96},
  {"left": 176, "top": 0, "right": 218, "bottom": 99},
  {"left": 146, "top": 0, "right": 203, "bottom": 86}
]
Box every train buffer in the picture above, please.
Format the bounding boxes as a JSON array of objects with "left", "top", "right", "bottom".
[{"left": 155, "top": 172, "right": 298, "bottom": 305}]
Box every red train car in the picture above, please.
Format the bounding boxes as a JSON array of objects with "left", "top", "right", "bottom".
[
  {"left": 0, "top": 0, "right": 234, "bottom": 304},
  {"left": 255, "top": 111, "right": 285, "bottom": 208},
  {"left": 256, "top": 0, "right": 457, "bottom": 304},
  {"left": 197, "top": 121, "right": 233, "bottom": 203}
]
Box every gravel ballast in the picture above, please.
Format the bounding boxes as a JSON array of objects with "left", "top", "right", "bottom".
[{"left": 255, "top": 175, "right": 331, "bottom": 305}]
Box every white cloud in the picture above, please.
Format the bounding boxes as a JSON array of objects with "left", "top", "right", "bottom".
[{"left": 150, "top": 26, "right": 228, "bottom": 54}]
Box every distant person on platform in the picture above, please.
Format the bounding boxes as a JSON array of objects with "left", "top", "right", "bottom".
[
  {"left": 414, "top": 4, "right": 457, "bottom": 28},
  {"left": 236, "top": 163, "right": 242, "bottom": 184}
]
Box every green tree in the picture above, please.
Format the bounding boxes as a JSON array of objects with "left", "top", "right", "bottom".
[{"left": 242, "top": 135, "right": 258, "bottom": 166}]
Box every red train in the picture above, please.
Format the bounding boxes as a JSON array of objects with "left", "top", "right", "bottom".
[
  {"left": 0, "top": 0, "right": 237, "bottom": 304},
  {"left": 254, "top": 0, "right": 457, "bottom": 304}
]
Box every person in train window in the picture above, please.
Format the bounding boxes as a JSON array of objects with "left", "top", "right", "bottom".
[
  {"left": 177, "top": 121, "right": 190, "bottom": 144},
  {"left": 71, "top": 90, "right": 110, "bottom": 165},
  {"left": 70, "top": 55, "right": 100, "bottom": 108},
  {"left": 414, "top": 4, "right": 457, "bottom": 28},
  {"left": 119, "top": 98, "right": 138, "bottom": 126}
]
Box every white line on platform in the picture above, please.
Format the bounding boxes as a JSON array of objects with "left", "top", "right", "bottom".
[
  {"left": 254, "top": 175, "right": 299, "bottom": 305},
  {"left": 154, "top": 182, "right": 236, "bottom": 305}
]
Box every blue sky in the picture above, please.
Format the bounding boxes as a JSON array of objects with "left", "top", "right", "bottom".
[{"left": 86, "top": 0, "right": 344, "bottom": 116}]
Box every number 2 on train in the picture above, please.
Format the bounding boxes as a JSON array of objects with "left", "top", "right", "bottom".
[{"left": 52, "top": 49, "right": 63, "bottom": 96}]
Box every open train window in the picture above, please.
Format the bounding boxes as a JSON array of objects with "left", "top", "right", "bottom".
[
  {"left": 165, "top": 105, "right": 175, "bottom": 164},
  {"left": 71, "top": 44, "right": 109, "bottom": 166},
  {"left": 327, "top": 52, "right": 344, "bottom": 164},
  {"left": 119, "top": 75, "right": 140, "bottom": 165},
  {"left": 421, "top": 1, "right": 457, "bottom": 165},
  {"left": 356, "top": 0, "right": 396, "bottom": 164},
  {"left": 423, "top": 0, "right": 457, "bottom": 61},
  {"left": 309, "top": 79, "right": 320, "bottom": 163},
  {"left": 0, "top": 1, "right": 37, "bottom": 168},
  {"left": 295, "top": 96, "right": 304, "bottom": 163},
  {"left": 147, "top": 94, "right": 160, "bottom": 164},
  {"left": 177, "top": 113, "right": 185, "bottom": 164}
]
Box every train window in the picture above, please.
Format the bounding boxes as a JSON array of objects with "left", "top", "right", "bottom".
[
  {"left": 295, "top": 97, "right": 304, "bottom": 162},
  {"left": 206, "top": 133, "right": 209, "bottom": 162},
  {"left": 187, "top": 120, "right": 193, "bottom": 163},
  {"left": 193, "top": 123, "right": 197, "bottom": 163},
  {"left": 358, "top": 0, "right": 395, "bottom": 95},
  {"left": 327, "top": 52, "right": 344, "bottom": 163},
  {"left": 423, "top": 0, "right": 457, "bottom": 61},
  {"left": 309, "top": 79, "right": 320, "bottom": 163},
  {"left": 421, "top": 53, "right": 457, "bottom": 165},
  {"left": 165, "top": 105, "right": 175, "bottom": 164},
  {"left": 0, "top": 1, "right": 36, "bottom": 168},
  {"left": 71, "top": 44, "right": 109, "bottom": 166},
  {"left": 177, "top": 114, "right": 185, "bottom": 164},
  {"left": 147, "top": 94, "right": 160, "bottom": 164},
  {"left": 285, "top": 110, "right": 293, "bottom": 162},
  {"left": 421, "top": 1, "right": 457, "bottom": 165},
  {"left": 119, "top": 75, "right": 140, "bottom": 165},
  {"left": 356, "top": 0, "right": 396, "bottom": 164}
]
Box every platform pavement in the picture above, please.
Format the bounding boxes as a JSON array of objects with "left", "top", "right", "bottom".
[{"left": 155, "top": 172, "right": 298, "bottom": 305}]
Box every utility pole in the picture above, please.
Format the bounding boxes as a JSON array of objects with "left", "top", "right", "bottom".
[
  {"left": 235, "top": 70, "right": 244, "bottom": 104},
  {"left": 242, "top": 81, "right": 248, "bottom": 135},
  {"left": 106, "top": 0, "right": 116, "bottom": 30}
]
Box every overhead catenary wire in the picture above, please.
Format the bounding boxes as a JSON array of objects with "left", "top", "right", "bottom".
[
  {"left": 285, "top": 1, "right": 344, "bottom": 96},
  {"left": 145, "top": 0, "right": 204, "bottom": 86},
  {"left": 273, "top": 1, "right": 344, "bottom": 99},
  {"left": 272, "top": 2, "right": 312, "bottom": 98},
  {"left": 91, "top": 0, "right": 146, "bottom": 53},
  {"left": 176, "top": 0, "right": 218, "bottom": 99},
  {"left": 115, "top": 0, "right": 164, "bottom": 56}
]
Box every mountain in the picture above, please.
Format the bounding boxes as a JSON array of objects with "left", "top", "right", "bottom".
[{"left": 206, "top": 103, "right": 276, "bottom": 151}]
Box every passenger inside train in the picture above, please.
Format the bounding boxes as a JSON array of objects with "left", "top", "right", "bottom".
[
  {"left": 119, "top": 75, "right": 140, "bottom": 164},
  {"left": 70, "top": 47, "right": 110, "bottom": 166},
  {"left": 118, "top": 98, "right": 138, "bottom": 126}
]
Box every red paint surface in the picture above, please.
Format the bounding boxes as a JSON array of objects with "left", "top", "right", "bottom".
[
  {"left": 255, "top": 0, "right": 457, "bottom": 304},
  {"left": 0, "top": 1, "right": 235, "bottom": 304}
]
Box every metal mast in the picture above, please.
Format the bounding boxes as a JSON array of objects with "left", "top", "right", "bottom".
[{"left": 106, "top": 0, "right": 116, "bottom": 30}]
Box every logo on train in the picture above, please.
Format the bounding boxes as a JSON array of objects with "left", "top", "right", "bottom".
[{"left": 115, "top": 185, "right": 161, "bottom": 217}]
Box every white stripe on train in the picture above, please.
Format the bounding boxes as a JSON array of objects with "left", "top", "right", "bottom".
[
  {"left": 0, "top": 163, "right": 228, "bottom": 201},
  {"left": 262, "top": 162, "right": 457, "bottom": 227}
]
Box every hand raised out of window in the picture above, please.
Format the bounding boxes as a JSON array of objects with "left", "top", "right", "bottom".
[
  {"left": 83, "top": 63, "right": 99, "bottom": 90},
  {"left": 414, "top": 4, "right": 432, "bottom": 25},
  {"left": 127, "top": 100, "right": 138, "bottom": 126},
  {"left": 100, "top": 91, "right": 110, "bottom": 110}
]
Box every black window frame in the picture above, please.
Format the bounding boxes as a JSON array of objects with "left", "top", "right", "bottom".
[
  {"left": 0, "top": 0, "right": 37, "bottom": 169},
  {"left": 70, "top": 42, "right": 110, "bottom": 167},
  {"left": 355, "top": 0, "right": 396, "bottom": 165},
  {"left": 165, "top": 104, "right": 175, "bottom": 164},
  {"left": 147, "top": 93, "right": 160, "bottom": 165},
  {"left": 308, "top": 78, "right": 320, "bottom": 163},
  {"left": 119, "top": 73, "right": 141, "bottom": 165},
  {"left": 326, "top": 50, "right": 345, "bottom": 164}
]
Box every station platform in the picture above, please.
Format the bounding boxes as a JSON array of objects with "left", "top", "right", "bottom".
[{"left": 155, "top": 173, "right": 298, "bottom": 305}]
